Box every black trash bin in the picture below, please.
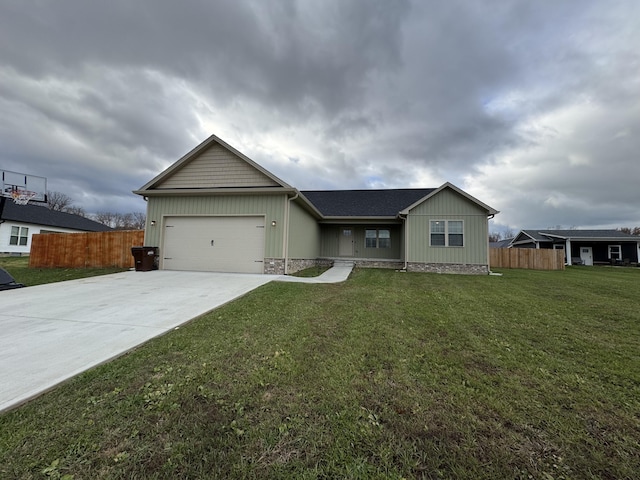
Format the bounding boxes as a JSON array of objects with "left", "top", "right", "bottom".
[{"left": 132, "top": 246, "right": 158, "bottom": 271}]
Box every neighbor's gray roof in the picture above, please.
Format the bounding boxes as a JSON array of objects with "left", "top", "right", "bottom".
[
  {"left": 520, "top": 229, "right": 636, "bottom": 241},
  {"left": 539, "top": 229, "right": 635, "bottom": 238},
  {"left": 0, "top": 199, "right": 112, "bottom": 232},
  {"left": 490, "top": 238, "right": 514, "bottom": 248},
  {"left": 301, "top": 189, "right": 436, "bottom": 217}
]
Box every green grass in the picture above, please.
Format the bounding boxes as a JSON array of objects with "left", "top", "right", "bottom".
[
  {"left": 0, "top": 256, "right": 127, "bottom": 286},
  {"left": 1, "top": 266, "right": 639, "bottom": 479},
  {"left": 291, "top": 265, "right": 331, "bottom": 277}
]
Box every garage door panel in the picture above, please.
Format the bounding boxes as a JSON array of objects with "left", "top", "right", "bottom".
[{"left": 162, "top": 216, "right": 265, "bottom": 273}]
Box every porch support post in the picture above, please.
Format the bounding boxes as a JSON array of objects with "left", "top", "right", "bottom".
[{"left": 565, "top": 239, "right": 572, "bottom": 265}]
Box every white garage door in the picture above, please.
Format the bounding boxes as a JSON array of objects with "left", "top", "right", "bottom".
[{"left": 162, "top": 216, "right": 265, "bottom": 273}]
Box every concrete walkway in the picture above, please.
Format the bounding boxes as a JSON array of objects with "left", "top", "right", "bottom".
[
  {"left": 0, "top": 263, "right": 353, "bottom": 413},
  {"left": 277, "top": 261, "right": 354, "bottom": 284}
]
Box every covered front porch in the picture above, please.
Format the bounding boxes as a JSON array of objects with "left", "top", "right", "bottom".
[{"left": 317, "top": 223, "right": 405, "bottom": 268}]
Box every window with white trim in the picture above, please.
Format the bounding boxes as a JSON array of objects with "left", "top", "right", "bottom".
[
  {"left": 10, "top": 226, "right": 29, "bottom": 246},
  {"left": 608, "top": 245, "right": 621, "bottom": 260},
  {"left": 365, "top": 229, "right": 391, "bottom": 248},
  {"left": 430, "top": 220, "right": 464, "bottom": 247}
]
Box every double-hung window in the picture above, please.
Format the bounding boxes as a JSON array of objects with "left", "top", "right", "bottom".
[
  {"left": 608, "top": 245, "right": 621, "bottom": 261},
  {"left": 430, "top": 220, "right": 464, "bottom": 247},
  {"left": 365, "top": 229, "right": 391, "bottom": 248},
  {"left": 10, "top": 226, "right": 29, "bottom": 246}
]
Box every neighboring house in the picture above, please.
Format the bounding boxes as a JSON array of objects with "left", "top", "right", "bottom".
[
  {"left": 510, "top": 229, "right": 640, "bottom": 266},
  {"left": 0, "top": 198, "right": 112, "bottom": 255},
  {"left": 133, "top": 134, "right": 499, "bottom": 275},
  {"left": 490, "top": 238, "right": 514, "bottom": 249}
]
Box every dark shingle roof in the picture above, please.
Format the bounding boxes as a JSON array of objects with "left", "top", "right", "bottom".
[
  {"left": 519, "top": 230, "right": 552, "bottom": 242},
  {"left": 490, "top": 238, "right": 514, "bottom": 248},
  {"left": 301, "top": 189, "right": 435, "bottom": 217},
  {"left": 520, "top": 229, "right": 636, "bottom": 241},
  {"left": 0, "top": 199, "right": 112, "bottom": 232},
  {"left": 537, "top": 229, "right": 634, "bottom": 239}
]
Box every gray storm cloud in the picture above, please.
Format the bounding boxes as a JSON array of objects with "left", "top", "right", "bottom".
[{"left": 0, "top": 0, "right": 638, "bottom": 230}]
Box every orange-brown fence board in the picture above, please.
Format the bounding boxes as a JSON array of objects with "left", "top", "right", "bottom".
[
  {"left": 490, "top": 248, "right": 565, "bottom": 270},
  {"left": 29, "top": 230, "right": 145, "bottom": 269}
]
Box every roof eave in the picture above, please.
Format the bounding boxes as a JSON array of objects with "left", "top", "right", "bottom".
[
  {"left": 133, "top": 187, "right": 297, "bottom": 197},
  {"left": 318, "top": 216, "right": 400, "bottom": 224},
  {"left": 547, "top": 235, "right": 639, "bottom": 242},
  {"left": 293, "top": 192, "right": 325, "bottom": 219}
]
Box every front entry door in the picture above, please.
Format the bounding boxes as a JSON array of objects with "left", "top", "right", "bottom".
[
  {"left": 339, "top": 227, "right": 354, "bottom": 256},
  {"left": 580, "top": 247, "right": 593, "bottom": 266}
]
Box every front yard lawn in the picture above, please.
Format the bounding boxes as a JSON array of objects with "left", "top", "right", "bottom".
[
  {"left": 1, "top": 267, "right": 639, "bottom": 479},
  {"left": 0, "top": 256, "right": 126, "bottom": 286}
]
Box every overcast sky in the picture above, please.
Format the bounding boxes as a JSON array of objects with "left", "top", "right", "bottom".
[{"left": 1, "top": 0, "right": 638, "bottom": 233}]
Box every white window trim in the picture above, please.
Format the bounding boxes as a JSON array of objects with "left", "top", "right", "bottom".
[
  {"left": 430, "top": 220, "right": 464, "bottom": 247},
  {"left": 608, "top": 245, "right": 622, "bottom": 260},
  {"left": 365, "top": 228, "right": 391, "bottom": 249},
  {"left": 10, "top": 226, "right": 29, "bottom": 246}
]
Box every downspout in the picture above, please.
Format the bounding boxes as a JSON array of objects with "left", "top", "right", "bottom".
[
  {"left": 283, "top": 192, "right": 299, "bottom": 275},
  {"left": 399, "top": 213, "right": 409, "bottom": 271},
  {"left": 487, "top": 213, "right": 494, "bottom": 274}
]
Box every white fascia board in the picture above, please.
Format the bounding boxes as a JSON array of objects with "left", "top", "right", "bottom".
[
  {"left": 318, "top": 216, "right": 400, "bottom": 225},
  {"left": 133, "top": 187, "right": 296, "bottom": 196}
]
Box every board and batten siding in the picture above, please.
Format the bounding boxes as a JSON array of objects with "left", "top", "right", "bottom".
[
  {"left": 406, "top": 188, "right": 489, "bottom": 265},
  {"left": 318, "top": 224, "right": 403, "bottom": 259},
  {"left": 144, "top": 194, "right": 287, "bottom": 259},
  {"left": 156, "top": 143, "right": 280, "bottom": 189},
  {"left": 287, "top": 201, "right": 321, "bottom": 259}
]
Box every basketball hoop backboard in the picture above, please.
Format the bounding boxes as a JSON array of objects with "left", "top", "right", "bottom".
[{"left": 1, "top": 170, "right": 47, "bottom": 204}]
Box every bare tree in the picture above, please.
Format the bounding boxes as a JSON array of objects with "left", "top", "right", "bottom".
[
  {"left": 47, "top": 191, "right": 74, "bottom": 212},
  {"left": 131, "top": 211, "right": 147, "bottom": 229},
  {"left": 91, "top": 211, "right": 146, "bottom": 230},
  {"left": 489, "top": 228, "right": 516, "bottom": 243},
  {"left": 46, "top": 190, "right": 145, "bottom": 228},
  {"left": 619, "top": 227, "right": 640, "bottom": 236},
  {"left": 65, "top": 205, "right": 87, "bottom": 217}
]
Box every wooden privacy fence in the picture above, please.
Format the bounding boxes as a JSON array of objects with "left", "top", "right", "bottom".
[
  {"left": 490, "top": 248, "right": 565, "bottom": 270},
  {"left": 29, "top": 230, "right": 145, "bottom": 268}
]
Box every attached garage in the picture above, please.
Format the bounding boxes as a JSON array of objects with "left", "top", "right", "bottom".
[{"left": 162, "top": 216, "right": 266, "bottom": 273}]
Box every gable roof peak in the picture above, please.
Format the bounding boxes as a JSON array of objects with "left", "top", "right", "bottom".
[
  {"left": 135, "top": 133, "right": 293, "bottom": 193},
  {"left": 400, "top": 182, "right": 499, "bottom": 216}
]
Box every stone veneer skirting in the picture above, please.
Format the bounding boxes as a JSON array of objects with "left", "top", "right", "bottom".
[
  {"left": 265, "top": 258, "right": 489, "bottom": 275},
  {"left": 263, "top": 258, "right": 333, "bottom": 275},
  {"left": 352, "top": 259, "right": 404, "bottom": 270},
  {"left": 406, "top": 262, "right": 489, "bottom": 275}
]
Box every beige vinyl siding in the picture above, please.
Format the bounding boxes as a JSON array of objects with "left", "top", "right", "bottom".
[
  {"left": 319, "top": 224, "right": 402, "bottom": 259},
  {"left": 163, "top": 216, "right": 265, "bottom": 273},
  {"left": 145, "top": 194, "right": 286, "bottom": 258},
  {"left": 156, "top": 143, "right": 280, "bottom": 189},
  {"left": 406, "top": 188, "right": 489, "bottom": 265},
  {"left": 287, "top": 201, "right": 320, "bottom": 258}
]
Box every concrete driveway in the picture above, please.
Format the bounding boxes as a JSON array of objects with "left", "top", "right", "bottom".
[{"left": 0, "top": 270, "right": 275, "bottom": 413}]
